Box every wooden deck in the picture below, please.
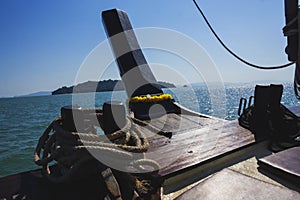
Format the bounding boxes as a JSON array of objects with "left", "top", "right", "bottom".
[{"left": 144, "top": 113, "right": 255, "bottom": 177}]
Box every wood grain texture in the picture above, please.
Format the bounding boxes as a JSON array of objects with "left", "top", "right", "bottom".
[{"left": 145, "top": 113, "right": 254, "bottom": 176}]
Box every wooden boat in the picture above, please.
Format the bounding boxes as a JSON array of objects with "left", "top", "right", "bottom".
[{"left": 1, "top": 3, "right": 300, "bottom": 200}]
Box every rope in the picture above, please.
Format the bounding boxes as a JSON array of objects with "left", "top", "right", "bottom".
[
  {"left": 34, "top": 111, "right": 162, "bottom": 198},
  {"left": 192, "top": 0, "right": 295, "bottom": 70}
]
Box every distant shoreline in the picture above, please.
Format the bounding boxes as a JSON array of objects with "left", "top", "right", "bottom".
[{"left": 52, "top": 79, "right": 176, "bottom": 95}]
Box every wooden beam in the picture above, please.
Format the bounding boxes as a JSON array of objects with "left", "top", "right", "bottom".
[{"left": 102, "top": 9, "right": 163, "bottom": 98}]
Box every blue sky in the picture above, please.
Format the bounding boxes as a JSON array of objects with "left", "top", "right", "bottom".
[{"left": 0, "top": 0, "right": 295, "bottom": 97}]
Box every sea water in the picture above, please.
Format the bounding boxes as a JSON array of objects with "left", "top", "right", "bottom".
[{"left": 0, "top": 83, "right": 299, "bottom": 177}]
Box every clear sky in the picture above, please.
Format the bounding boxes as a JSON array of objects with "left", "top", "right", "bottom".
[{"left": 0, "top": 0, "right": 295, "bottom": 97}]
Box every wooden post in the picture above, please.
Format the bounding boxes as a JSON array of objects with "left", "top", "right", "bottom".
[
  {"left": 61, "top": 105, "right": 85, "bottom": 132},
  {"left": 101, "top": 9, "right": 163, "bottom": 98},
  {"left": 103, "top": 101, "right": 126, "bottom": 135}
]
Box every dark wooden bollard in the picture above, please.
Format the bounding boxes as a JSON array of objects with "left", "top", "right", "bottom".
[
  {"left": 103, "top": 101, "right": 126, "bottom": 135},
  {"left": 61, "top": 105, "right": 85, "bottom": 132}
]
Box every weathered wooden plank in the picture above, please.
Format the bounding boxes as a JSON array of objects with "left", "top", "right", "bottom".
[
  {"left": 180, "top": 114, "right": 223, "bottom": 126},
  {"left": 141, "top": 113, "right": 223, "bottom": 134},
  {"left": 146, "top": 116, "right": 255, "bottom": 176},
  {"left": 144, "top": 114, "right": 194, "bottom": 133},
  {"left": 175, "top": 169, "right": 300, "bottom": 200},
  {"left": 258, "top": 146, "right": 300, "bottom": 184}
]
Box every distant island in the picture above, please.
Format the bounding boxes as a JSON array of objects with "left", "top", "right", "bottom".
[
  {"left": 16, "top": 91, "right": 52, "bottom": 98},
  {"left": 52, "top": 79, "right": 176, "bottom": 95}
]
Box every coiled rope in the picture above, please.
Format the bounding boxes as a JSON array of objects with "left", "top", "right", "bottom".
[
  {"left": 192, "top": 0, "right": 295, "bottom": 70},
  {"left": 34, "top": 110, "right": 162, "bottom": 199}
]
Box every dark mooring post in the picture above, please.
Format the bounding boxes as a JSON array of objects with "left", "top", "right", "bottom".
[
  {"left": 61, "top": 105, "right": 85, "bottom": 132},
  {"left": 101, "top": 9, "right": 163, "bottom": 98},
  {"left": 103, "top": 101, "right": 126, "bottom": 135}
]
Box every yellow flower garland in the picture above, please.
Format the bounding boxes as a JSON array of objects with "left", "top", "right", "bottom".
[{"left": 129, "top": 94, "right": 173, "bottom": 103}]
